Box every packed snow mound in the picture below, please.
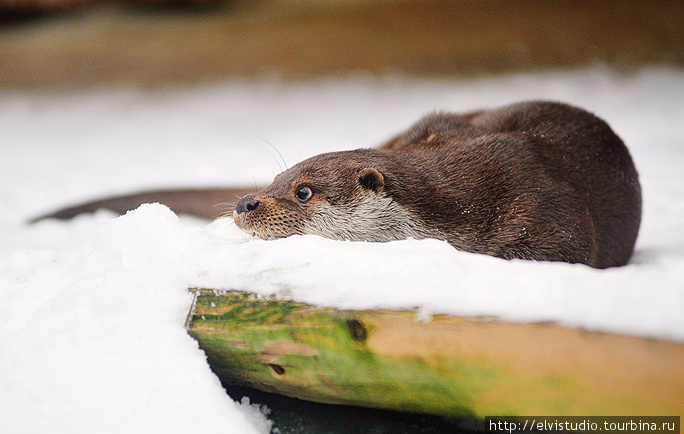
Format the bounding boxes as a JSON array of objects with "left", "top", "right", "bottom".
[{"left": 2, "top": 66, "right": 683, "bottom": 433}]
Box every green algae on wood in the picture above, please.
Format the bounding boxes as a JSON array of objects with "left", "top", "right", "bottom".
[{"left": 186, "top": 289, "right": 684, "bottom": 417}]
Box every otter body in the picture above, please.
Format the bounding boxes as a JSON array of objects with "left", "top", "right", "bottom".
[
  {"left": 32, "top": 101, "right": 641, "bottom": 268},
  {"left": 233, "top": 101, "right": 641, "bottom": 268}
]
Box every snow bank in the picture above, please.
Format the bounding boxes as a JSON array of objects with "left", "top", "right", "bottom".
[
  {"left": 0, "top": 207, "right": 273, "bottom": 434},
  {"left": 1, "top": 66, "right": 683, "bottom": 433}
]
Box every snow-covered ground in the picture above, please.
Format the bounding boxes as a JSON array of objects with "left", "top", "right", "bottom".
[{"left": 1, "top": 66, "right": 683, "bottom": 433}]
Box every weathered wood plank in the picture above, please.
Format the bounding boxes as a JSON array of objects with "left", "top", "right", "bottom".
[{"left": 186, "top": 289, "right": 684, "bottom": 417}]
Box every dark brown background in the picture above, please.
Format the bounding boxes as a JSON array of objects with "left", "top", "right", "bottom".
[{"left": 1, "top": 0, "right": 683, "bottom": 88}]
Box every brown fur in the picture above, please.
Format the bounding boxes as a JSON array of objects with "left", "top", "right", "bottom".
[
  {"left": 234, "top": 101, "right": 641, "bottom": 268},
  {"left": 29, "top": 188, "right": 255, "bottom": 223},
  {"left": 32, "top": 101, "right": 641, "bottom": 268}
]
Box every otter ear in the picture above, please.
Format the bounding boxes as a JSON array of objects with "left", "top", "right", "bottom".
[{"left": 358, "top": 167, "right": 385, "bottom": 193}]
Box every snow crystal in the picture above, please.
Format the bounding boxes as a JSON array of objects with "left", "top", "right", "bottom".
[{"left": 1, "top": 66, "right": 683, "bottom": 433}]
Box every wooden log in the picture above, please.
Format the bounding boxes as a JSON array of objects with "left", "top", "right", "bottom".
[{"left": 186, "top": 289, "right": 684, "bottom": 417}]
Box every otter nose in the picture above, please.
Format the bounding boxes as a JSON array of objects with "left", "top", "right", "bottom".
[{"left": 235, "top": 196, "right": 261, "bottom": 214}]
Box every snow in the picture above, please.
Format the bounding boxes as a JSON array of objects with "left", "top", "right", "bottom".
[{"left": 1, "top": 66, "right": 684, "bottom": 433}]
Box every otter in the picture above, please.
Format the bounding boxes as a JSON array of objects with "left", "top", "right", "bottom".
[
  {"left": 29, "top": 188, "right": 255, "bottom": 223},
  {"left": 31, "top": 101, "right": 641, "bottom": 268}
]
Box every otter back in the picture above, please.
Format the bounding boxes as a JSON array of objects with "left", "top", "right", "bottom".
[
  {"left": 32, "top": 101, "right": 641, "bottom": 268},
  {"left": 233, "top": 101, "right": 641, "bottom": 268}
]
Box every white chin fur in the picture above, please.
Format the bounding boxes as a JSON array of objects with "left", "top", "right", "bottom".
[{"left": 302, "top": 194, "right": 434, "bottom": 243}]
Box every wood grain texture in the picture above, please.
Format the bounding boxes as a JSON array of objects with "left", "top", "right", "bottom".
[{"left": 187, "top": 289, "right": 684, "bottom": 417}]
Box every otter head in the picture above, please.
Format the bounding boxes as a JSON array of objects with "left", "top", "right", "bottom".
[{"left": 232, "top": 150, "right": 431, "bottom": 243}]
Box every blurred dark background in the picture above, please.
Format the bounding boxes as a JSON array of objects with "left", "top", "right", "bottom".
[{"left": 1, "top": 0, "right": 683, "bottom": 89}]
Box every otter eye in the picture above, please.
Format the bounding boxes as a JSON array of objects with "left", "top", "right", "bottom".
[{"left": 295, "top": 186, "right": 313, "bottom": 202}]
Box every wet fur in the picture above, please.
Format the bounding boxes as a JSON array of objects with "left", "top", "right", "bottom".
[
  {"left": 234, "top": 101, "right": 641, "bottom": 268},
  {"left": 32, "top": 101, "right": 641, "bottom": 268}
]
